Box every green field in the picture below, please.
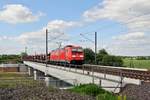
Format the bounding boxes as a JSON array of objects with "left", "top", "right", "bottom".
[
  {"left": 123, "top": 59, "right": 150, "bottom": 69},
  {"left": 0, "top": 72, "right": 41, "bottom": 88},
  {"left": 0, "top": 72, "right": 27, "bottom": 78}
]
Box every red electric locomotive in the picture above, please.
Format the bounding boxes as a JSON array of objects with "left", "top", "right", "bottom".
[{"left": 50, "top": 45, "right": 84, "bottom": 64}]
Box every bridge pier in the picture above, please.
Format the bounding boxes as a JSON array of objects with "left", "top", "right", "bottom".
[
  {"left": 45, "top": 76, "right": 50, "bottom": 87},
  {"left": 28, "top": 67, "right": 34, "bottom": 76},
  {"left": 33, "top": 69, "right": 45, "bottom": 80},
  {"left": 99, "top": 79, "right": 102, "bottom": 86},
  {"left": 28, "top": 67, "right": 31, "bottom": 76},
  {"left": 34, "top": 70, "right": 38, "bottom": 80}
]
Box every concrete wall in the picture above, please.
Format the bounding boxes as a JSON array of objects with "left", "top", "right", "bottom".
[
  {"left": 0, "top": 64, "right": 27, "bottom": 72},
  {"left": 19, "top": 64, "right": 27, "bottom": 72},
  {"left": 0, "top": 67, "right": 19, "bottom": 72}
]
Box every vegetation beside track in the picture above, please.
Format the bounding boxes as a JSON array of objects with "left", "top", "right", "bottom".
[
  {"left": 84, "top": 48, "right": 150, "bottom": 69},
  {"left": 84, "top": 48, "right": 123, "bottom": 67},
  {"left": 69, "top": 84, "right": 126, "bottom": 100}
]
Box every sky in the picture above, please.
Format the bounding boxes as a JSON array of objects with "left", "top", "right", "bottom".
[{"left": 0, "top": 0, "right": 150, "bottom": 56}]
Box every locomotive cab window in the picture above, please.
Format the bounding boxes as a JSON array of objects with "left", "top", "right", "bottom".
[
  {"left": 72, "top": 48, "right": 83, "bottom": 52},
  {"left": 77, "top": 48, "right": 83, "bottom": 52}
]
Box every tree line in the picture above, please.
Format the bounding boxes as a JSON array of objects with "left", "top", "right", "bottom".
[
  {"left": 0, "top": 49, "right": 123, "bottom": 67},
  {"left": 122, "top": 56, "right": 150, "bottom": 60},
  {"left": 0, "top": 55, "right": 21, "bottom": 64},
  {"left": 84, "top": 48, "right": 123, "bottom": 67}
]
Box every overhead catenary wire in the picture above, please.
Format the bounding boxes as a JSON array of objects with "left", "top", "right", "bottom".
[
  {"left": 80, "top": 33, "right": 94, "bottom": 43},
  {"left": 71, "top": 11, "right": 150, "bottom": 57},
  {"left": 29, "top": 11, "right": 150, "bottom": 55},
  {"left": 48, "top": 32, "right": 65, "bottom": 42}
]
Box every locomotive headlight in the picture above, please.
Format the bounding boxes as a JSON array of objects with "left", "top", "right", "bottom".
[
  {"left": 72, "top": 55, "right": 76, "bottom": 57},
  {"left": 80, "top": 55, "right": 83, "bottom": 57}
]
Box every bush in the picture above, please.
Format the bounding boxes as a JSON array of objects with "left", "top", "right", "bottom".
[
  {"left": 102, "top": 55, "right": 123, "bottom": 66},
  {"left": 96, "top": 49, "right": 108, "bottom": 64},
  {"left": 70, "top": 84, "right": 127, "bottom": 100},
  {"left": 96, "top": 93, "right": 117, "bottom": 100},
  {"left": 83, "top": 48, "right": 95, "bottom": 64},
  {"left": 96, "top": 93, "right": 127, "bottom": 100},
  {"left": 70, "top": 84, "right": 105, "bottom": 96},
  {"left": 118, "top": 95, "right": 127, "bottom": 100}
]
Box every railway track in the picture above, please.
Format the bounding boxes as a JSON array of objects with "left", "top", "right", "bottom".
[
  {"left": 79, "top": 65, "right": 150, "bottom": 81},
  {"left": 25, "top": 60, "right": 150, "bottom": 81},
  {"left": 94, "top": 66, "right": 150, "bottom": 81}
]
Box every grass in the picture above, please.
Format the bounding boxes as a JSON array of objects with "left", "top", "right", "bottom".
[
  {"left": 70, "top": 84, "right": 106, "bottom": 96},
  {"left": 69, "top": 84, "right": 125, "bottom": 100},
  {"left": 0, "top": 72, "right": 27, "bottom": 77},
  {"left": 0, "top": 72, "right": 44, "bottom": 88},
  {"left": 96, "top": 93, "right": 118, "bottom": 100},
  {"left": 123, "top": 58, "right": 150, "bottom": 69}
]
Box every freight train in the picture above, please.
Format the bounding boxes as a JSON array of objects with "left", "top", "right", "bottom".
[{"left": 23, "top": 45, "right": 84, "bottom": 65}]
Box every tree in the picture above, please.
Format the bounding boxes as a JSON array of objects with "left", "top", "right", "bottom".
[
  {"left": 136, "top": 56, "right": 147, "bottom": 60},
  {"left": 98, "top": 49, "right": 108, "bottom": 55},
  {"left": 114, "top": 56, "right": 123, "bottom": 66},
  {"left": 102, "top": 55, "right": 113, "bottom": 66},
  {"left": 102, "top": 55, "right": 123, "bottom": 66},
  {"left": 97, "top": 49, "right": 108, "bottom": 64},
  {"left": 83, "top": 48, "right": 95, "bottom": 64},
  {"left": 20, "top": 52, "right": 28, "bottom": 62},
  {"left": 83, "top": 48, "right": 123, "bottom": 66},
  {"left": 20, "top": 52, "right": 28, "bottom": 57},
  {"left": 0, "top": 54, "right": 21, "bottom": 64}
]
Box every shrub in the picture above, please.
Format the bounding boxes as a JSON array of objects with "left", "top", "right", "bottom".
[
  {"left": 96, "top": 93, "right": 117, "bottom": 100},
  {"left": 70, "top": 84, "right": 127, "bottom": 100},
  {"left": 102, "top": 55, "right": 123, "bottom": 66},
  {"left": 70, "top": 84, "right": 105, "bottom": 96},
  {"left": 83, "top": 48, "right": 95, "bottom": 64},
  {"left": 96, "top": 94, "right": 127, "bottom": 100},
  {"left": 118, "top": 95, "right": 127, "bottom": 100}
]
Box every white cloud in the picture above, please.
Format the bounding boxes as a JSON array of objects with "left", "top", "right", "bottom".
[
  {"left": 83, "top": 0, "right": 150, "bottom": 56},
  {"left": 0, "top": 35, "right": 14, "bottom": 41},
  {"left": 47, "top": 20, "right": 77, "bottom": 31},
  {"left": 0, "top": 4, "right": 43, "bottom": 24},
  {"left": 107, "top": 42, "right": 150, "bottom": 56},
  {"left": 106, "top": 32, "right": 150, "bottom": 56},
  {"left": 112, "top": 32, "right": 150, "bottom": 46},
  {"left": 112, "top": 32, "right": 145, "bottom": 41},
  {"left": 16, "top": 20, "right": 77, "bottom": 43},
  {"left": 83, "top": 0, "right": 150, "bottom": 31},
  {"left": 0, "top": 19, "right": 79, "bottom": 54},
  {"left": 12, "top": 20, "right": 78, "bottom": 54},
  {"left": 0, "top": 45, "right": 23, "bottom": 54}
]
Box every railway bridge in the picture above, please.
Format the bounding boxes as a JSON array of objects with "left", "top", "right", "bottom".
[{"left": 24, "top": 61, "right": 149, "bottom": 93}]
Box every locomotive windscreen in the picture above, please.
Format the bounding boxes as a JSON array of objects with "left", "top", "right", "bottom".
[{"left": 72, "top": 47, "right": 83, "bottom": 52}]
